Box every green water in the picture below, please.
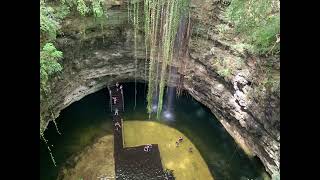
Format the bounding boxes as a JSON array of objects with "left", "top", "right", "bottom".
[{"left": 40, "top": 82, "right": 270, "bottom": 180}]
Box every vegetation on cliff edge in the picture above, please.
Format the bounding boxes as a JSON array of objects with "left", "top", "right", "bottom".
[
  {"left": 40, "top": 0, "right": 106, "bottom": 165},
  {"left": 225, "top": 0, "right": 280, "bottom": 55}
]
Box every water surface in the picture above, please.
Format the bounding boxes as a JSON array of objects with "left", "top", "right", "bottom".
[{"left": 40, "top": 82, "right": 269, "bottom": 180}]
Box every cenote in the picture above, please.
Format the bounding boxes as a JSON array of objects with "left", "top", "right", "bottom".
[{"left": 40, "top": 82, "right": 270, "bottom": 180}]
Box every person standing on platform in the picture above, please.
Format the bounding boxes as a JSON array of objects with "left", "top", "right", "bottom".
[{"left": 116, "top": 82, "right": 119, "bottom": 91}]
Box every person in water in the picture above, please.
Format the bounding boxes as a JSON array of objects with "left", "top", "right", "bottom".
[
  {"left": 176, "top": 141, "right": 179, "bottom": 147},
  {"left": 144, "top": 144, "right": 152, "bottom": 152},
  {"left": 178, "top": 137, "right": 183, "bottom": 143},
  {"left": 115, "top": 108, "right": 119, "bottom": 116}
]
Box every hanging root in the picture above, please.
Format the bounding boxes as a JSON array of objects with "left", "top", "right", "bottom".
[
  {"left": 140, "top": 0, "right": 191, "bottom": 117},
  {"left": 127, "top": 0, "right": 131, "bottom": 23},
  {"left": 53, "top": 119, "right": 62, "bottom": 135},
  {"left": 133, "top": 0, "right": 139, "bottom": 110},
  {"left": 227, "top": 143, "right": 239, "bottom": 168},
  {"left": 50, "top": 110, "right": 61, "bottom": 135},
  {"left": 41, "top": 133, "right": 57, "bottom": 166}
]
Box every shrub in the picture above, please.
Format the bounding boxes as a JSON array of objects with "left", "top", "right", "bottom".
[{"left": 225, "top": 0, "right": 280, "bottom": 55}]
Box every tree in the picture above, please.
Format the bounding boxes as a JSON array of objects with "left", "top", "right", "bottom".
[{"left": 225, "top": 0, "right": 280, "bottom": 55}]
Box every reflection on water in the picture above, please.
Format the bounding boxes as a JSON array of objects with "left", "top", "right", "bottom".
[{"left": 40, "top": 82, "right": 270, "bottom": 180}]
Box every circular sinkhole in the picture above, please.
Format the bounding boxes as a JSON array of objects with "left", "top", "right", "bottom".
[{"left": 40, "top": 82, "right": 270, "bottom": 180}]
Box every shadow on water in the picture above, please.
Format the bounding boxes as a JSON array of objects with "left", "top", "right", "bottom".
[{"left": 40, "top": 82, "right": 269, "bottom": 180}]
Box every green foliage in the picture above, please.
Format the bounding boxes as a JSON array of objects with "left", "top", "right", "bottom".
[
  {"left": 225, "top": 0, "right": 280, "bottom": 55},
  {"left": 40, "top": 0, "right": 106, "bottom": 93},
  {"left": 40, "top": 42, "right": 63, "bottom": 144},
  {"left": 55, "top": 3, "right": 71, "bottom": 20},
  {"left": 40, "top": 43, "right": 63, "bottom": 93},
  {"left": 77, "top": 0, "right": 90, "bottom": 16},
  {"left": 211, "top": 56, "right": 244, "bottom": 78},
  {"left": 252, "top": 15, "right": 280, "bottom": 54},
  {"left": 231, "top": 43, "right": 254, "bottom": 54},
  {"left": 40, "top": 0, "right": 105, "bottom": 41},
  {"left": 91, "top": 0, "right": 104, "bottom": 18},
  {"left": 217, "top": 68, "right": 231, "bottom": 78},
  {"left": 40, "top": 0, "right": 106, "bottom": 167},
  {"left": 216, "top": 24, "right": 230, "bottom": 34},
  {"left": 40, "top": 2, "right": 60, "bottom": 40}
]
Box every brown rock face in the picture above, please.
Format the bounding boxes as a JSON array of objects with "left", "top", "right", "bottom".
[{"left": 40, "top": 0, "right": 279, "bottom": 177}]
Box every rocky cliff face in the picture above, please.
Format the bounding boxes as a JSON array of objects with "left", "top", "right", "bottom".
[
  {"left": 184, "top": 0, "right": 280, "bottom": 176},
  {"left": 40, "top": 0, "right": 280, "bottom": 177}
]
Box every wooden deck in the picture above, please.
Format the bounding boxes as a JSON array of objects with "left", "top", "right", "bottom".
[{"left": 109, "top": 85, "right": 174, "bottom": 180}]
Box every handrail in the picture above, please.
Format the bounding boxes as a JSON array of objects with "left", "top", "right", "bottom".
[
  {"left": 121, "top": 88, "right": 124, "bottom": 112},
  {"left": 121, "top": 117, "right": 125, "bottom": 148},
  {"left": 107, "top": 85, "right": 112, "bottom": 112}
]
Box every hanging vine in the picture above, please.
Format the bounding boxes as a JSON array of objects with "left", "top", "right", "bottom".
[
  {"left": 41, "top": 132, "right": 57, "bottom": 166},
  {"left": 129, "top": 0, "right": 190, "bottom": 119},
  {"left": 143, "top": 0, "right": 150, "bottom": 99},
  {"left": 130, "top": 0, "right": 140, "bottom": 110}
]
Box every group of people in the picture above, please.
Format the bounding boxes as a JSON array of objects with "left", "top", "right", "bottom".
[
  {"left": 175, "top": 136, "right": 193, "bottom": 153},
  {"left": 116, "top": 82, "right": 123, "bottom": 94},
  {"left": 110, "top": 82, "right": 123, "bottom": 105},
  {"left": 111, "top": 82, "right": 194, "bottom": 154},
  {"left": 144, "top": 144, "right": 153, "bottom": 152},
  {"left": 114, "top": 108, "right": 121, "bottom": 131},
  {"left": 175, "top": 137, "right": 184, "bottom": 147},
  {"left": 113, "top": 82, "right": 122, "bottom": 132}
]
